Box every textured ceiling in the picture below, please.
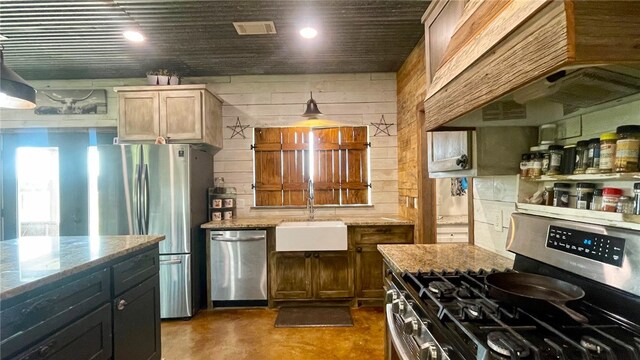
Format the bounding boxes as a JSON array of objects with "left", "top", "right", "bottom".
[{"left": 0, "top": 0, "right": 429, "bottom": 80}]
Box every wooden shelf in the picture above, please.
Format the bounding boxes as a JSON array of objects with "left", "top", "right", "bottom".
[
  {"left": 516, "top": 203, "right": 640, "bottom": 231},
  {"left": 520, "top": 173, "right": 640, "bottom": 182}
]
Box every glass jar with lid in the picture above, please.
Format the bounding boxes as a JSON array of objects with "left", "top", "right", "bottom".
[
  {"left": 531, "top": 153, "right": 543, "bottom": 178},
  {"left": 633, "top": 183, "right": 640, "bottom": 215},
  {"left": 591, "top": 188, "right": 603, "bottom": 211},
  {"left": 601, "top": 187, "right": 623, "bottom": 212},
  {"left": 553, "top": 183, "right": 572, "bottom": 208},
  {"left": 543, "top": 185, "right": 554, "bottom": 206},
  {"left": 616, "top": 196, "right": 633, "bottom": 214},
  {"left": 562, "top": 145, "right": 577, "bottom": 175},
  {"left": 614, "top": 125, "right": 640, "bottom": 173},
  {"left": 573, "top": 140, "right": 590, "bottom": 174},
  {"left": 547, "top": 145, "right": 564, "bottom": 175},
  {"left": 599, "top": 133, "right": 618, "bottom": 173},
  {"left": 585, "top": 137, "right": 600, "bottom": 174},
  {"left": 520, "top": 154, "right": 529, "bottom": 177},
  {"left": 575, "top": 183, "right": 596, "bottom": 210}
]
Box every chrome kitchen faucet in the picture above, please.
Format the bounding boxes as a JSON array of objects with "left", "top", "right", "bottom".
[{"left": 307, "top": 178, "right": 315, "bottom": 220}]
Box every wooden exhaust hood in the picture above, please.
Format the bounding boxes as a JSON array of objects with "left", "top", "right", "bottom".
[{"left": 423, "top": 0, "right": 640, "bottom": 131}]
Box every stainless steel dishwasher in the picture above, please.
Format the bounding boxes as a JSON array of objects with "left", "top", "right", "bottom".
[{"left": 210, "top": 230, "right": 267, "bottom": 306}]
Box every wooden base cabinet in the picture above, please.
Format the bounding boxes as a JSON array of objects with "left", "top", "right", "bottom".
[
  {"left": 354, "top": 244, "right": 386, "bottom": 299},
  {"left": 270, "top": 251, "right": 353, "bottom": 300}
]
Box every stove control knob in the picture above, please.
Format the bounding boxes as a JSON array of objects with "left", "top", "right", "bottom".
[
  {"left": 420, "top": 342, "right": 439, "bottom": 360},
  {"left": 385, "top": 289, "right": 399, "bottom": 303},
  {"left": 402, "top": 318, "right": 420, "bottom": 337},
  {"left": 391, "top": 299, "right": 405, "bottom": 315}
]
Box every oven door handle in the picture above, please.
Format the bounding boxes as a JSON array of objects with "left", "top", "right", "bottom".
[{"left": 385, "top": 303, "right": 413, "bottom": 360}]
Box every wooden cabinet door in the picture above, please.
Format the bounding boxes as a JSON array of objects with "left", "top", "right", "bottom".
[
  {"left": 113, "top": 274, "right": 161, "bottom": 360},
  {"left": 160, "top": 90, "right": 203, "bottom": 141},
  {"left": 425, "top": 0, "right": 465, "bottom": 79},
  {"left": 118, "top": 92, "right": 160, "bottom": 141},
  {"left": 269, "top": 252, "right": 312, "bottom": 299},
  {"left": 427, "top": 131, "right": 472, "bottom": 172},
  {"left": 354, "top": 244, "right": 385, "bottom": 299},
  {"left": 349, "top": 226, "right": 414, "bottom": 246},
  {"left": 313, "top": 251, "right": 354, "bottom": 299}
]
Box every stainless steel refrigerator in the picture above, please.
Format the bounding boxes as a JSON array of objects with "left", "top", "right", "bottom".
[{"left": 92, "top": 144, "right": 212, "bottom": 319}]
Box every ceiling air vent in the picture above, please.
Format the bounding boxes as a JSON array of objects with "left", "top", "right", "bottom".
[{"left": 233, "top": 21, "right": 277, "bottom": 35}]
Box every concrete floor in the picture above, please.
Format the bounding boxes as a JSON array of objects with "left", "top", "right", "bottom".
[{"left": 161, "top": 308, "right": 385, "bottom": 360}]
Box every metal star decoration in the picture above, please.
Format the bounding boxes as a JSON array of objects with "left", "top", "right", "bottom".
[
  {"left": 370, "top": 115, "right": 395, "bottom": 136},
  {"left": 226, "top": 117, "right": 250, "bottom": 139}
]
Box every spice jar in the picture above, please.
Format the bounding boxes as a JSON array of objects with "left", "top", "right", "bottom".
[
  {"left": 601, "top": 187, "right": 623, "bottom": 212},
  {"left": 548, "top": 145, "right": 564, "bottom": 175},
  {"left": 573, "top": 140, "right": 590, "bottom": 174},
  {"left": 520, "top": 154, "right": 529, "bottom": 177},
  {"left": 616, "top": 196, "right": 633, "bottom": 214},
  {"left": 633, "top": 183, "right": 640, "bottom": 215},
  {"left": 575, "top": 183, "right": 596, "bottom": 210},
  {"left": 599, "top": 133, "right": 618, "bottom": 173},
  {"left": 526, "top": 153, "right": 536, "bottom": 178},
  {"left": 591, "top": 188, "right": 603, "bottom": 211},
  {"left": 531, "top": 153, "right": 543, "bottom": 178},
  {"left": 541, "top": 149, "right": 551, "bottom": 175},
  {"left": 562, "top": 145, "right": 577, "bottom": 175},
  {"left": 614, "top": 125, "right": 640, "bottom": 173},
  {"left": 586, "top": 137, "right": 600, "bottom": 174},
  {"left": 553, "top": 183, "right": 572, "bottom": 208},
  {"left": 543, "top": 185, "right": 554, "bottom": 206}
]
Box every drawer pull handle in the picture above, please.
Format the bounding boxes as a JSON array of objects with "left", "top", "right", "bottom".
[
  {"left": 313, "top": 253, "right": 319, "bottom": 258},
  {"left": 356, "top": 247, "right": 363, "bottom": 252},
  {"left": 18, "top": 340, "right": 56, "bottom": 360},
  {"left": 304, "top": 252, "right": 312, "bottom": 258},
  {"left": 117, "top": 299, "right": 128, "bottom": 311}
]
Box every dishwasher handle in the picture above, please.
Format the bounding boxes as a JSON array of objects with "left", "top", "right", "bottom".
[{"left": 211, "top": 235, "right": 265, "bottom": 242}]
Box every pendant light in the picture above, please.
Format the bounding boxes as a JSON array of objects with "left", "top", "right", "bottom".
[
  {"left": 0, "top": 46, "right": 37, "bottom": 109},
  {"left": 301, "top": 91, "right": 322, "bottom": 118}
]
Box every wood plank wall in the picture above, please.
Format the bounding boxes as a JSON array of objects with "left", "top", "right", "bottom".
[
  {"left": 396, "top": 37, "right": 430, "bottom": 242},
  {"left": 0, "top": 73, "right": 399, "bottom": 218}
]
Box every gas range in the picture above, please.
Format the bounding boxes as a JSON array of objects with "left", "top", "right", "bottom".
[{"left": 385, "top": 214, "right": 640, "bottom": 360}]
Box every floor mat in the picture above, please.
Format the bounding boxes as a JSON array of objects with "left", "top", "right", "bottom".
[{"left": 274, "top": 306, "right": 353, "bottom": 328}]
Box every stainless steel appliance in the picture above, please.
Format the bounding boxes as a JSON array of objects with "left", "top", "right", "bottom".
[
  {"left": 384, "top": 213, "right": 640, "bottom": 360},
  {"left": 93, "top": 144, "right": 212, "bottom": 319},
  {"left": 210, "top": 230, "right": 267, "bottom": 306}
]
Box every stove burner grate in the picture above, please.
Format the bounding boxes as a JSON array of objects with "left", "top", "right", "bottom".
[{"left": 487, "top": 331, "right": 531, "bottom": 358}]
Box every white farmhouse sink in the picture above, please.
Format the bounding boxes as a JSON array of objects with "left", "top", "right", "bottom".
[{"left": 275, "top": 221, "right": 348, "bottom": 251}]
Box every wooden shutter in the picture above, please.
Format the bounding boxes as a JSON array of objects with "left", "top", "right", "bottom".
[
  {"left": 339, "top": 126, "right": 369, "bottom": 204},
  {"left": 312, "top": 128, "right": 340, "bottom": 205},
  {"left": 254, "top": 128, "right": 282, "bottom": 206},
  {"left": 281, "top": 128, "right": 309, "bottom": 206}
]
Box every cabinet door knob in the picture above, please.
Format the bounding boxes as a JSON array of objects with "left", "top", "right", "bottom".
[
  {"left": 117, "top": 299, "right": 128, "bottom": 311},
  {"left": 304, "top": 252, "right": 311, "bottom": 258},
  {"left": 356, "top": 247, "right": 362, "bottom": 252},
  {"left": 456, "top": 154, "right": 469, "bottom": 169},
  {"left": 313, "top": 252, "right": 319, "bottom": 258}
]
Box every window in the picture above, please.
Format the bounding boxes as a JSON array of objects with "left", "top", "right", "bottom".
[{"left": 252, "top": 126, "right": 370, "bottom": 206}]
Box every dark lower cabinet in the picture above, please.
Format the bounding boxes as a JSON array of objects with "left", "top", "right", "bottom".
[
  {"left": 269, "top": 252, "right": 312, "bottom": 300},
  {"left": 114, "top": 274, "right": 161, "bottom": 360},
  {"left": 314, "top": 252, "right": 354, "bottom": 299},
  {"left": 354, "top": 244, "right": 386, "bottom": 299},
  {"left": 0, "top": 246, "right": 161, "bottom": 360}
]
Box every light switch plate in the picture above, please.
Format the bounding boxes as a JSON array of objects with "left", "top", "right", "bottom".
[{"left": 493, "top": 210, "right": 503, "bottom": 232}]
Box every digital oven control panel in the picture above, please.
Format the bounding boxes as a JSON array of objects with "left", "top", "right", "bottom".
[{"left": 546, "top": 225, "right": 625, "bottom": 267}]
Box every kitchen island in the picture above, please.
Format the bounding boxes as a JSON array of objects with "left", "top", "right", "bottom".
[
  {"left": 378, "top": 243, "right": 514, "bottom": 273},
  {"left": 0, "top": 235, "right": 164, "bottom": 360}
]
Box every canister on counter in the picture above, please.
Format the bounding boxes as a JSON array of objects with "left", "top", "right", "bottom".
[
  {"left": 548, "top": 145, "right": 564, "bottom": 175},
  {"left": 614, "top": 125, "right": 640, "bottom": 173},
  {"left": 211, "top": 211, "right": 222, "bottom": 221},
  {"left": 212, "top": 199, "right": 223, "bottom": 208},
  {"left": 553, "top": 183, "right": 572, "bottom": 208},
  {"left": 599, "top": 133, "right": 617, "bottom": 173},
  {"left": 575, "top": 183, "right": 596, "bottom": 210},
  {"left": 586, "top": 137, "right": 601, "bottom": 174},
  {"left": 223, "top": 198, "right": 234, "bottom": 207},
  {"left": 602, "top": 187, "right": 623, "bottom": 212},
  {"left": 223, "top": 210, "right": 233, "bottom": 220},
  {"left": 573, "top": 140, "right": 589, "bottom": 174}
]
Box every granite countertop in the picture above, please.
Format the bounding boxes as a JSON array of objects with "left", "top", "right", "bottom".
[
  {"left": 436, "top": 215, "right": 468, "bottom": 225},
  {"left": 201, "top": 215, "right": 414, "bottom": 229},
  {"left": 378, "top": 244, "right": 514, "bottom": 273},
  {"left": 0, "top": 235, "right": 164, "bottom": 300}
]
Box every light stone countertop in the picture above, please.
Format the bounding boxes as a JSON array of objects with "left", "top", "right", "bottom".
[
  {"left": 201, "top": 214, "right": 414, "bottom": 229},
  {"left": 378, "top": 244, "right": 514, "bottom": 273},
  {"left": 436, "top": 215, "right": 469, "bottom": 225},
  {"left": 0, "top": 235, "right": 164, "bottom": 300}
]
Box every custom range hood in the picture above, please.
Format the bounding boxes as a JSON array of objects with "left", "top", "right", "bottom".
[{"left": 423, "top": 0, "right": 640, "bottom": 130}]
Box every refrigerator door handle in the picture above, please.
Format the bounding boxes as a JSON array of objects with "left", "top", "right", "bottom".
[
  {"left": 134, "top": 164, "right": 142, "bottom": 235},
  {"left": 141, "top": 164, "right": 150, "bottom": 235},
  {"left": 159, "top": 259, "right": 183, "bottom": 265}
]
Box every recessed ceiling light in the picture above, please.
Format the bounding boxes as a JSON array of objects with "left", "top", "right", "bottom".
[
  {"left": 123, "top": 31, "right": 144, "bottom": 42},
  {"left": 299, "top": 27, "right": 317, "bottom": 39}
]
